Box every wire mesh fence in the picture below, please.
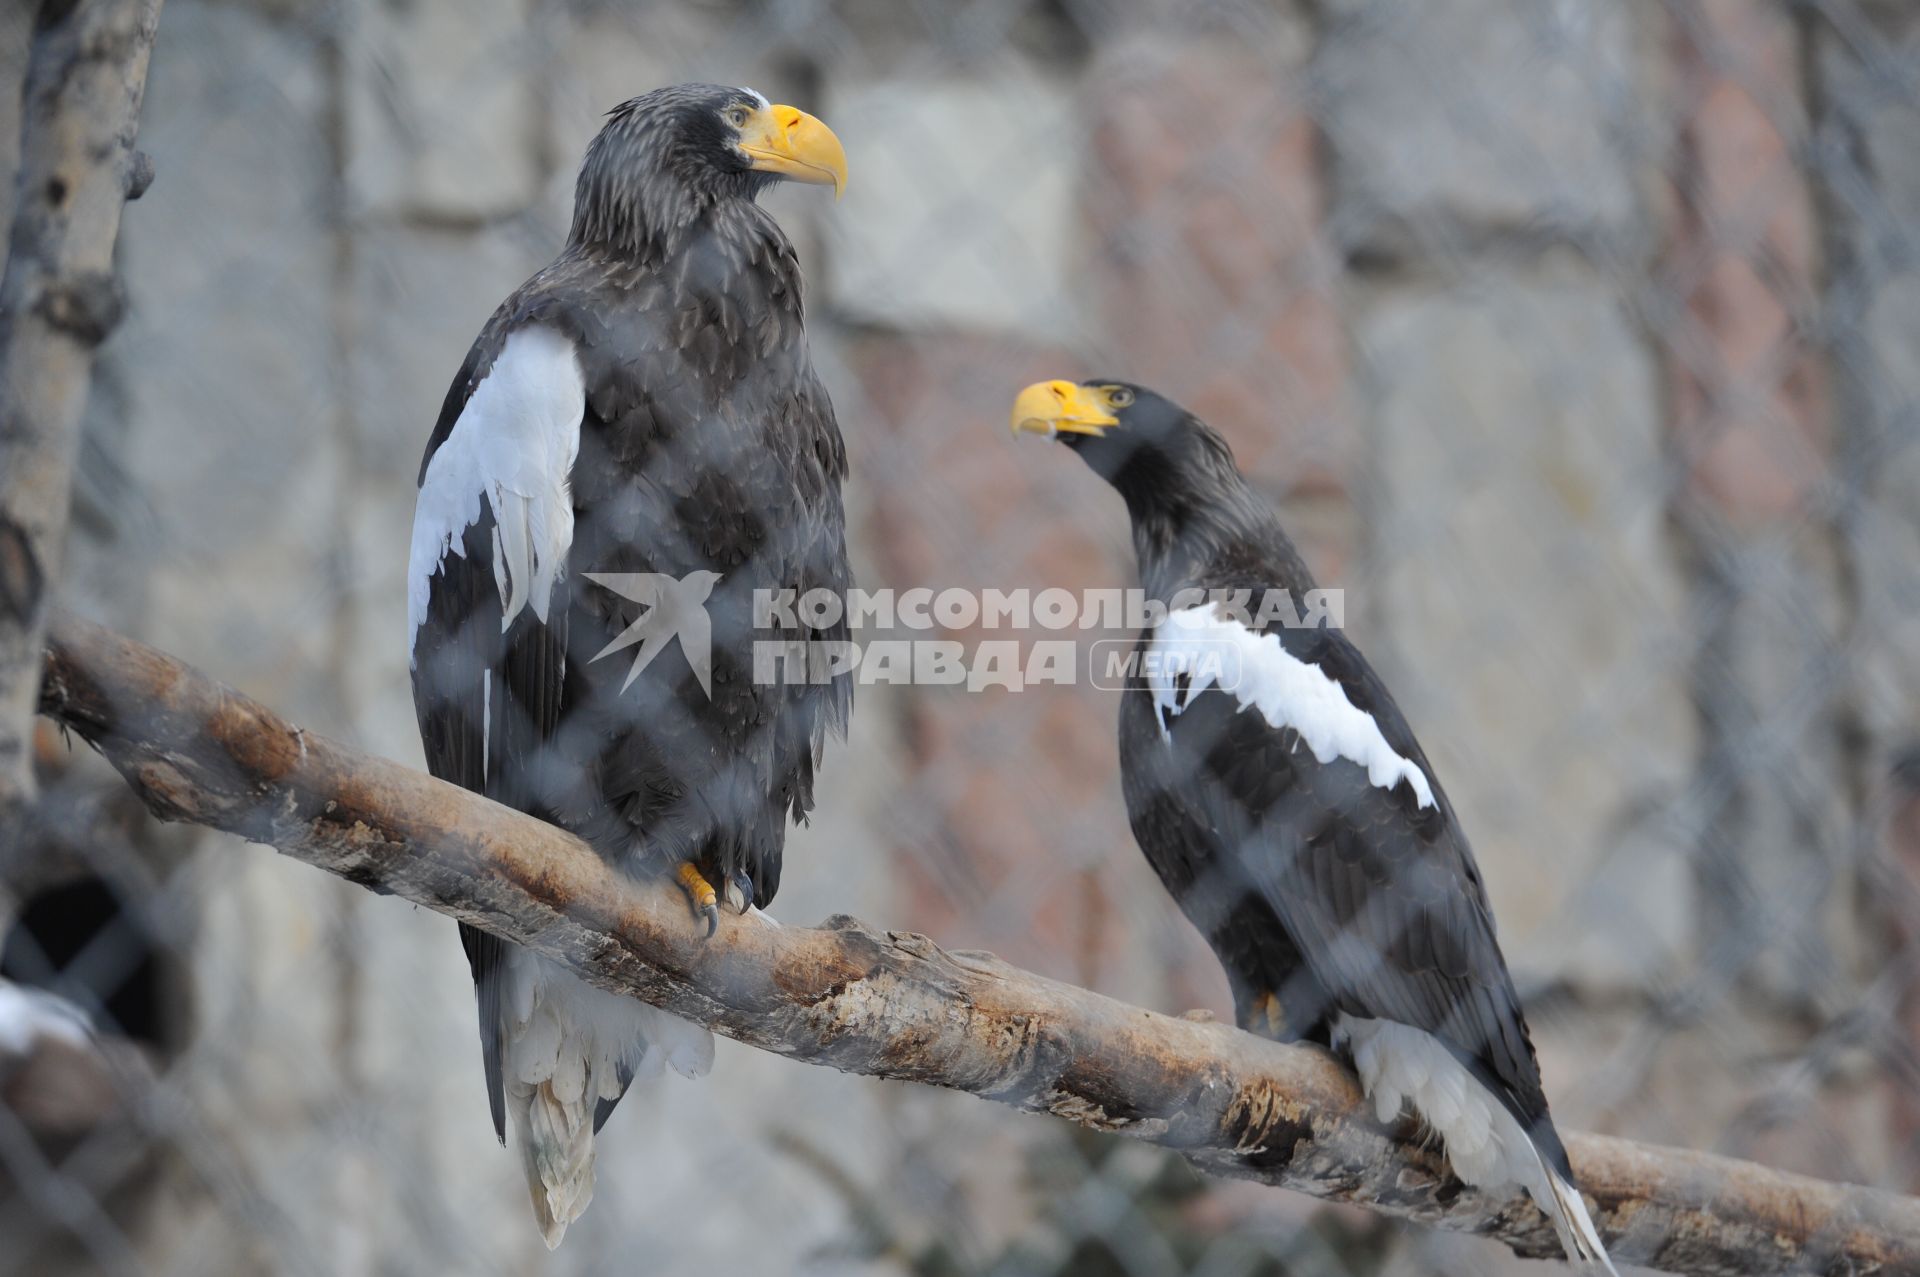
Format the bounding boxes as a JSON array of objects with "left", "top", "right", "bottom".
[{"left": 2, "top": 0, "right": 1918, "bottom": 1273}]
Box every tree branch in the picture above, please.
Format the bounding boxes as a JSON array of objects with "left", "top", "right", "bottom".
[
  {"left": 35, "top": 612, "right": 1920, "bottom": 1276},
  {"left": 0, "top": 0, "right": 163, "bottom": 826}
]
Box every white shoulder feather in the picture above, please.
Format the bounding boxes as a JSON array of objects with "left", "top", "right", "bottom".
[
  {"left": 407, "top": 325, "right": 585, "bottom": 662},
  {"left": 1148, "top": 606, "right": 1435, "bottom": 809}
]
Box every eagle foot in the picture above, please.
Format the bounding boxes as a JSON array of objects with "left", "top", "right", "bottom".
[
  {"left": 675, "top": 862, "right": 720, "bottom": 938},
  {"left": 1238, "top": 991, "right": 1288, "bottom": 1040}
]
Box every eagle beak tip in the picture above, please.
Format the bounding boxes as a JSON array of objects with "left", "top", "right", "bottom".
[
  {"left": 1009, "top": 379, "right": 1115, "bottom": 440},
  {"left": 751, "top": 104, "right": 848, "bottom": 199}
]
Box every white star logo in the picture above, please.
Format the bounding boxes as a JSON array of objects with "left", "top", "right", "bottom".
[{"left": 584, "top": 570, "right": 722, "bottom": 697}]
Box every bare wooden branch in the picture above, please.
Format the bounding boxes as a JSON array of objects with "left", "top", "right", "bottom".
[
  {"left": 35, "top": 612, "right": 1920, "bottom": 1276},
  {"left": 0, "top": 0, "right": 163, "bottom": 826}
]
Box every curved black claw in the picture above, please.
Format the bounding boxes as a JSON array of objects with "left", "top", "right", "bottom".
[
  {"left": 700, "top": 901, "right": 719, "bottom": 938},
  {"left": 730, "top": 870, "right": 754, "bottom": 915}
]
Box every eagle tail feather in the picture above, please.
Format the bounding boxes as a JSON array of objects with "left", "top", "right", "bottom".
[
  {"left": 511, "top": 1076, "right": 598, "bottom": 1250},
  {"left": 1537, "top": 1159, "right": 1619, "bottom": 1276},
  {"left": 502, "top": 952, "right": 716, "bottom": 1248},
  {"left": 1338, "top": 1015, "right": 1618, "bottom": 1273}
]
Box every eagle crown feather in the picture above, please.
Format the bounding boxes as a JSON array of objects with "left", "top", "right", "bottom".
[{"left": 568, "top": 83, "right": 781, "bottom": 262}]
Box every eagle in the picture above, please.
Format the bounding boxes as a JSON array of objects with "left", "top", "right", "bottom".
[
  {"left": 1010, "top": 379, "right": 1616, "bottom": 1272},
  {"left": 408, "top": 84, "right": 852, "bottom": 1246}
]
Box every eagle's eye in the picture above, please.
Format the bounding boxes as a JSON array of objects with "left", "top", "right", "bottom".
[
  {"left": 724, "top": 104, "right": 753, "bottom": 129},
  {"left": 1107, "top": 387, "right": 1135, "bottom": 408}
]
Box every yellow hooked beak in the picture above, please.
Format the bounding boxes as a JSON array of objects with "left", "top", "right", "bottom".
[
  {"left": 739, "top": 104, "right": 848, "bottom": 198},
  {"left": 1009, "top": 380, "right": 1120, "bottom": 438}
]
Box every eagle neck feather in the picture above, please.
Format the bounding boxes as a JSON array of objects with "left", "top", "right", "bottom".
[{"left": 1123, "top": 450, "right": 1315, "bottom": 607}]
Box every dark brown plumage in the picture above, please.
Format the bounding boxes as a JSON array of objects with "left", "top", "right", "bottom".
[{"left": 409, "top": 83, "right": 850, "bottom": 1245}]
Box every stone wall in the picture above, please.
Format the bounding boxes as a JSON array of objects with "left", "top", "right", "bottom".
[{"left": 3, "top": 0, "right": 1917, "bottom": 1272}]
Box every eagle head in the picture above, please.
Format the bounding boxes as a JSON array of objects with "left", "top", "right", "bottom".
[
  {"left": 1007, "top": 377, "right": 1256, "bottom": 529},
  {"left": 1006, "top": 378, "right": 1285, "bottom": 600},
  {"left": 1010, "top": 378, "right": 1222, "bottom": 473},
  {"left": 569, "top": 83, "right": 847, "bottom": 254}
]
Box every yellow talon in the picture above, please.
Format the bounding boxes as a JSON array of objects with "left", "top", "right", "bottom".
[{"left": 676, "top": 862, "right": 720, "bottom": 937}]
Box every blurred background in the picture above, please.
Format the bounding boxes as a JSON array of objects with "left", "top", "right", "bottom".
[{"left": 2, "top": 0, "right": 1919, "bottom": 1273}]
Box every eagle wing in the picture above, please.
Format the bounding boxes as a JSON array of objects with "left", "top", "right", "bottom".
[
  {"left": 1129, "top": 605, "right": 1559, "bottom": 1166},
  {"left": 409, "top": 320, "right": 584, "bottom": 1142}
]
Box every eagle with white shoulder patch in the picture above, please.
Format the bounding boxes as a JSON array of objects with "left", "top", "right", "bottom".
[
  {"left": 408, "top": 84, "right": 856, "bottom": 1250},
  {"left": 1011, "top": 376, "right": 1616, "bottom": 1273}
]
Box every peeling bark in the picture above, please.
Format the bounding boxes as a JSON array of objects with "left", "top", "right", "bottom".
[
  {"left": 34, "top": 612, "right": 1920, "bottom": 1275},
  {"left": 0, "top": 0, "right": 163, "bottom": 830}
]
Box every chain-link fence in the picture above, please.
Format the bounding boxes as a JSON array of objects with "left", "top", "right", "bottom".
[{"left": 3, "top": 0, "right": 1919, "bottom": 1273}]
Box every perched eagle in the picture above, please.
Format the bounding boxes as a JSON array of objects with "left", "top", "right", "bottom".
[
  {"left": 408, "top": 84, "right": 852, "bottom": 1246},
  {"left": 1011, "top": 380, "right": 1615, "bottom": 1272}
]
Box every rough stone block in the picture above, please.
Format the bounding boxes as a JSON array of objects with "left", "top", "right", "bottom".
[
  {"left": 347, "top": 0, "right": 542, "bottom": 220},
  {"left": 1083, "top": 27, "right": 1355, "bottom": 524},
  {"left": 544, "top": 4, "right": 758, "bottom": 169},
  {"left": 0, "top": 3, "right": 29, "bottom": 234},
  {"left": 1359, "top": 267, "right": 1695, "bottom": 988},
  {"left": 350, "top": 223, "right": 544, "bottom": 476},
  {"left": 823, "top": 70, "right": 1078, "bottom": 338},
  {"left": 1667, "top": 0, "right": 1828, "bottom": 531},
  {"left": 341, "top": 472, "right": 423, "bottom": 765},
  {"left": 1853, "top": 275, "right": 1920, "bottom": 750},
  {"left": 1655, "top": 3, "right": 1856, "bottom": 1010},
  {"left": 1318, "top": 0, "right": 1646, "bottom": 257},
  {"left": 1817, "top": 16, "right": 1920, "bottom": 765},
  {"left": 114, "top": 2, "right": 345, "bottom": 718},
  {"left": 1543, "top": 1001, "right": 1898, "bottom": 1191},
  {"left": 1690, "top": 534, "right": 1855, "bottom": 1005}
]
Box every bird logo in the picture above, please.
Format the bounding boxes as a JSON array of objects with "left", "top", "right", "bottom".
[{"left": 584, "top": 570, "right": 722, "bottom": 697}]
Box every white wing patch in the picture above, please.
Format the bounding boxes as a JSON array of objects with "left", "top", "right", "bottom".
[
  {"left": 1147, "top": 607, "right": 1436, "bottom": 808},
  {"left": 407, "top": 325, "right": 585, "bottom": 663}
]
